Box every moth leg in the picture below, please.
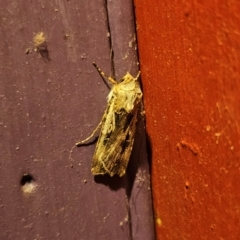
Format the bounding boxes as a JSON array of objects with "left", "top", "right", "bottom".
[
  {"left": 92, "top": 62, "right": 117, "bottom": 85},
  {"left": 76, "top": 120, "right": 102, "bottom": 146}
]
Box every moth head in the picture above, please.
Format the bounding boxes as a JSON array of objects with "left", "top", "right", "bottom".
[{"left": 120, "top": 73, "right": 135, "bottom": 83}]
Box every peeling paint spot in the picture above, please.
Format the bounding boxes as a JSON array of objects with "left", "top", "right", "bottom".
[
  {"left": 33, "top": 32, "right": 46, "bottom": 50},
  {"left": 21, "top": 174, "right": 37, "bottom": 194},
  {"left": 206, "top": 125, "right": 211, "bottom": 131},
  {"left": 156, "top": 217, "right": 162, "bottom": 226},
  {"left": 178, "top": 140, "right": 200, "bottom": 156},
  {"left": 33, "top": 32, "right": 50, "bottom": 61}
]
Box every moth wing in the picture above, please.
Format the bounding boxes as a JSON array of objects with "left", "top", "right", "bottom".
[{"left": 91, "top": 108, "right": 139, "bottom": 177}]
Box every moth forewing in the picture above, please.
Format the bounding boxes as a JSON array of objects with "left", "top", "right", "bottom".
[{"left": 90, "top": 71, "right": 142, "bottom": 177}]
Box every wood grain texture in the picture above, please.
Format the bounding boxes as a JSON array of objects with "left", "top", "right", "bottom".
[
  {"left": 134, "top": 0, "right": 240, "bottom": 239},
  {"left": 0, "top": 0, "right": 154, "bottom": 239}
]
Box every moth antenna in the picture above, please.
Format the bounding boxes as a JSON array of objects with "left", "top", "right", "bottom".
[
  {"left": 92, "top": 62, "right": 117, "bottom": 84},
  {"left": 135, "top": 71, "right": 141, "bottom": 80}
]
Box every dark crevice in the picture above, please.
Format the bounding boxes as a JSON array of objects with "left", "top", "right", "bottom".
[
  {"left": 127, "top": 202, "right": 133, "bottom": 240},
  {"left": 131, "top": 2, "right": 141, "bottom": 73},
  {"left": 104, "top": 0, "right": 115, "bottom": 78}
]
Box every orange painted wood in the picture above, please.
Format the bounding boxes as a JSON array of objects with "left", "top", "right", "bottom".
[{"left": 134, "top": 0, "right": 240, "bottom": 239}]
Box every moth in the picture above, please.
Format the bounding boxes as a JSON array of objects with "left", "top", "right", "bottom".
[{"left": 76, "top": 63, "right": 143, "bottom": 177}]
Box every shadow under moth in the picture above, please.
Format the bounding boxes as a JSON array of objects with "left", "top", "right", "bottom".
[{"left": 76, "top": 63, "right": 143, "bottom": 177}]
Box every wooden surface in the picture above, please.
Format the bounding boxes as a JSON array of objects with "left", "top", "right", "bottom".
[
  {"left": 134, "top": 0, "right": 240, "bottom": 239},
  {"left": 0, "top": 1, "right": 155, "bottom": 239}
]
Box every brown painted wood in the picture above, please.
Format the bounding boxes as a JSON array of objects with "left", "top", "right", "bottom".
[
  {"left": 0, "top": 1, "right": 155, "bottom": 239},
  {"left": 134, "top": 0, "right": 240, "bottom": 239}
]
